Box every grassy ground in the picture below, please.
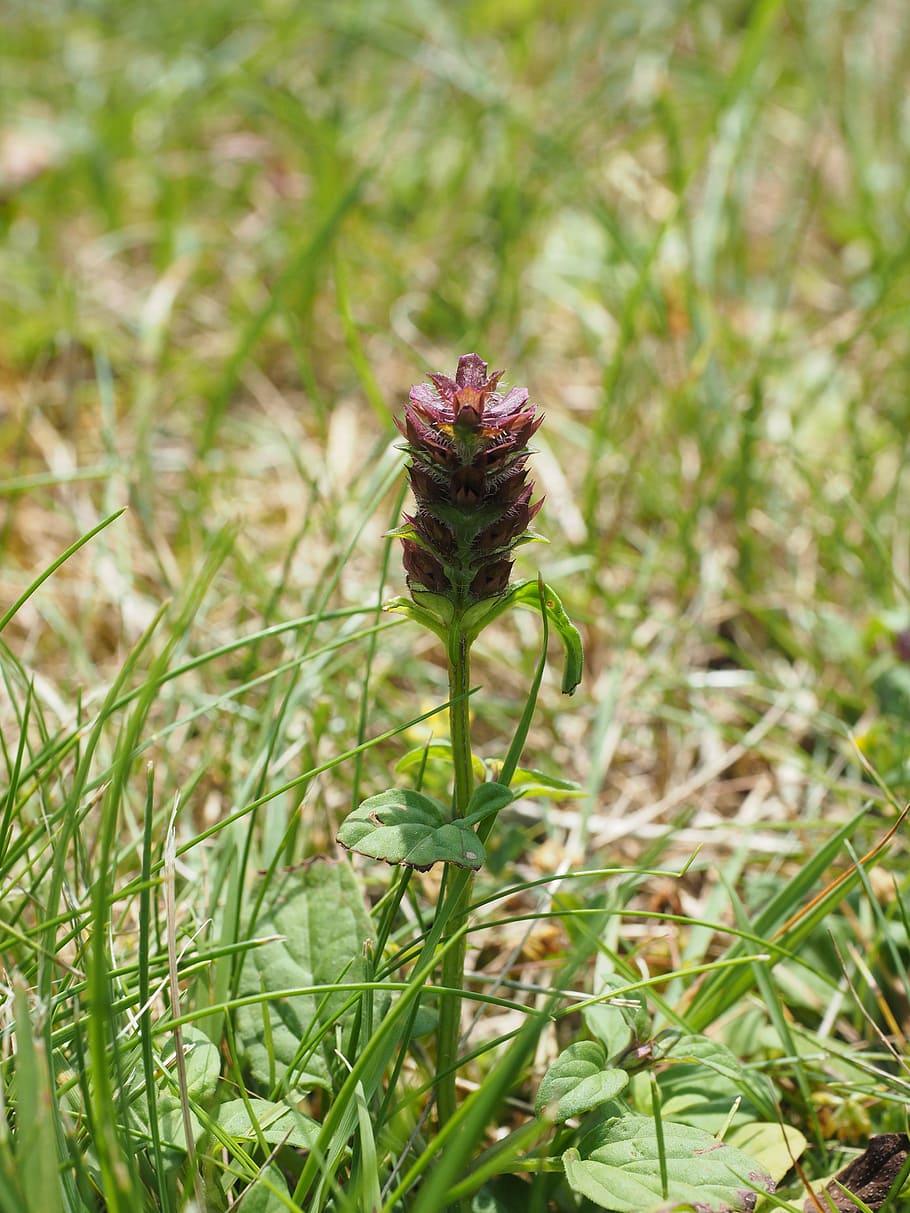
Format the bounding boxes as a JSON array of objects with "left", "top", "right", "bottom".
[{"left": 3, "top": 2, "right": 910, "bottom": 1210}]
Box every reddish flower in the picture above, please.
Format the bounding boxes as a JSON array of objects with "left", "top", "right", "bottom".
[{"left": 397, "top": 354, "right": 543, "bottom": 604}]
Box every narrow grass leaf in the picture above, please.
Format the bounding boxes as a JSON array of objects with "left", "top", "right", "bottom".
[
  {"left": 138, "top": 764, "right": 172, "bottom": 1212},
  {"left": 11, "top": 983, "right": 63, "bottom": 1213},
  {"left": 352, "top": 1081, "right": 382, "bottom": 1213},
  {"left": 0, "top": 508, "right": 125, "bottom": 634},
  {"left": 685, "top": 808, "right": 872, "bottom": 1032}
]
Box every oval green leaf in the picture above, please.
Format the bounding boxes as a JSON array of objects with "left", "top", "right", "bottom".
[
  {"left": 462, "top": 781, "right": 513, "bottom": 826},
  {"left": 535, "top": 1041, "right": 629, "bottom": 1123},
  {"left": 235, "top": 860, "right": 376, "bottom": 1094},
  {"left": 563, "top": 1114, "right": 774, "bottom": 1212},
  {"left": 337, "top": 788, "right": 485, "bottom": 870}
]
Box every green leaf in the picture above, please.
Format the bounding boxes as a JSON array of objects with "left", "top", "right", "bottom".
[
  {"left": 227, "top": 1161, "right": 294, "bottom": 1213},
  {"left": 535, "top": 1041, "right": 629, "bottom": 1122},
  {"left": 386, "top": 579, "right": 583, "bottom": 695},
  {"left": 464, "top": 579, "right": 583, "bottom": 694},
  {"left": 168, "top": 1028, "right": 221, "bottom": 1101},
  {"left": 511, "top": 580, "right": 584, "bottom": 694},
  {"left": 584, "top": 973, "right": 651, "bottom": 1055},
  {"left": 385, "top": 590, "right": 453, "bottom": 641},
  {"left": 337, "top": 788, "right": 485, "bottom": 870},
  {"left": 409, "top": 1005, "right": 438, "bottom": 1038},
  {"left": 462, "top": 782, "right": 513, "bottom": 827},
  {"left": 236, "top": 860, "right": 375, "bottom": 1094},
  {"left": 12, "top": 983, "right": 64, "bottom": 1213},
  {"left": 661, "top": 1035, "right": 777, "bottom": 1123},
  {"left": 155, "top": 1029, "right": 222, "bottom": 1149},
  {"left": 396, "top": 741, "right": 489, "bottom": 786},
  {"left": 216, "top": 1098, "right": 318, "bottom": 1150},
  {"left": 509, "top": 767, "right": 584, "bottom": 798},
  {"left": 725, "top": 1122, "right": 807, "bottom": 1187},
  {"left": 563, "top": 1114, "right": 774, "bottom": 1212}
]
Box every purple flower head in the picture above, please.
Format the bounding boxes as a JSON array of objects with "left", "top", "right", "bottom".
[{"left": 397, "top": 354, "right": 543, "bottom": 605}]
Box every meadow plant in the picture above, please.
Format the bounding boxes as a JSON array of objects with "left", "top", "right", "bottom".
[{"left": 338, "top": 353, "right": 583, "bottom": 1136}]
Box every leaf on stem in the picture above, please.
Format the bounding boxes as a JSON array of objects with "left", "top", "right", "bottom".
[
  {"left": 337, "top": 788, "right": 485, "bottom": 871},
  {"left": 384, "top": 590, "right": 454, "bottom": 643},
  {"left": 456, "top": 577, "right": 584, "bottom": 694},
  {"left": 535, "top": 1040, "right": 629, "bottom": 1123},
  {"left": 461, "top": 781, "right": 514, "bottom": 826},
  {"left": 510, "top": 579, "right": 584, "bottom": 694},
  {"left": 563, "top": 1114, "right": 774, "bottom": 1212}
]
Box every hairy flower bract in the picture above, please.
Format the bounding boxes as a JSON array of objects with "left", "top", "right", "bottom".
[{"left": 397, "top": 353, "right": 543, "bottom": 606}]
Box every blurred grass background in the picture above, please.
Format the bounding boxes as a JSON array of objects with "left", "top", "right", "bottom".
[
  {"left": 3, "top": 0, "right": 910, "bottom": 1189},
  {"left": 5, "top": 1, "right": 910, "bottom": 1207},
  {"left": 4, "top": 0, "right": 909, "bottom": 836}
]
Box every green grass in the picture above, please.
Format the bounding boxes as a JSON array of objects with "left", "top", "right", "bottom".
[{"left": 2, "top": 1, "right": 910, "bottom": 1210}]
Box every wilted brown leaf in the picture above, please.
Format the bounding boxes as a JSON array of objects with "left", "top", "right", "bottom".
[{"left": 804, "top": 1134, "right": 909, "bottom": 1212}]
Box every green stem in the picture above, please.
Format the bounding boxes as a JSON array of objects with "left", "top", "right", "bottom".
[
  {"left": 436, "top": 621, "right": 474, "bottom": 1138},
  {"left": 448, "top": 625, "right": 474, "bottom": 815}
]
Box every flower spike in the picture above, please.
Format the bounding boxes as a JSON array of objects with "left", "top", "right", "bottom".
[{"left": 398, "top": 353, "right": 543, "bottom": 607}]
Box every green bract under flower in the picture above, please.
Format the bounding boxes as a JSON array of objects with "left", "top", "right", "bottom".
[{"left": 396, "top": 353, "right": 543, "bottom": 607}]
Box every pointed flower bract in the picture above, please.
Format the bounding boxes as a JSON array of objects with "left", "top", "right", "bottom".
[{"left": 397, "top": 353, "right": 543, "bottom": 606}]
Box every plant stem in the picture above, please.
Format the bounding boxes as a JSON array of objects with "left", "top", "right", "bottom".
[
  {"left": 436, "top": 621, "right": 474, "bottom": 1137},
  {"left": 448, "top": 625, "right": 474, "bottom": 815}
]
